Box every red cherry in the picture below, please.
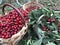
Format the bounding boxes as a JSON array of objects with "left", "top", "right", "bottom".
[
  {"left": 16, "top": 17, "right": 20, "bottom": 21},
  {"left": 1, "top": 31, "right": 4, "bottom": 35},
  {"left": 19, "top": 25, "right": 23, "bottom": 28},
  {"left": 5, "top": 35, "right": 9, "bottom": 39},
  {"left": 9, "top": 14, "right": 12, "bottom": 17},
  {"left": 18, "top": 21, "right": 22, "bottom": 24},
  {"left": 7, "top": 32, "right": 10, "bottom": 35},
  {"left": 9, "top": 12, "right": 12, "bottom": 14},
  {"left": 3, "top": 33, "right": 7, "bottom": 36},
  {"left": 51, "top": 18, "right": 56, "bottom": 22},
  {"left": 48, "top": 19, "right": 51, "bottom": 22},
  {"left": 14, "top": 29, "right": 18, "bottom": 32},
  {"left": 15, "top": 22, "right": 18, "bottom": 25},
  {"left": 58, "top": 29, "right": 60, "bottom": 33},
  {"left": 11, "top": 32, "right": 14, "bottom": 35},
  {"left": 14, "top": 31, "right": 17, "bottom": 34},
  {"left": 58, "top": 22, "right": 60, "bottom": 27},
  {"left": 7, "top": 19, "right": 11, "bottom": 23},
  {"left": 48, "top": 18, "right": 56, "bottom": 23},
  {"left": 8, "top": 35, "right": 11, "bottom": 38},
  {"left": 2, "top": 35, "right": 5, "bottom": 38},
  {"left": 42, "top": 26, "right": 47, "bottom": 31},
  {"left": 5, "top": 27, "right": 8, "bottom": 29}
]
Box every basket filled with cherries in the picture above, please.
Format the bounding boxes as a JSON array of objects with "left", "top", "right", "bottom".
[{"left": 0, "top": 3, "right": 29, "bottom": 45}]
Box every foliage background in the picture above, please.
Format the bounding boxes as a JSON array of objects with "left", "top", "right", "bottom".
[{"left": 0, "top": 0, "right": 60, "bottom": 11}]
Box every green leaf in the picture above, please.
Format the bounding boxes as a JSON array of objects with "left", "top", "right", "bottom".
[
  {"left": 29, "top": 20, "right": 36, "bottom": 25},
  {"left": 27, "top": 39, "right": 31, "bottom": 45},
  {"left": 52, "top": 30, "right": 58, "bottom": 34},
  {"left": 52, "top": 23, "right": 58, "bottom": 30},
  {"left": 55, "top": 14, "right": 60, "bottom": 19},
  {"left": 32, "top": 39, "right": 43, "bottom": 45},
  {"left": 37, "top": 27, "right": 45, "bottom": 35},
  {"left": 46, "top": 42, "right": 56, "bottom": 45}
]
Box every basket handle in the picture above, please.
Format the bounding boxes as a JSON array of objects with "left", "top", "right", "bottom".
[{"left": 2, "top": 3, "right": 25, "bottom": 24}]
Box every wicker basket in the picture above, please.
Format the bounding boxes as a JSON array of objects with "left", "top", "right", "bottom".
[
  {"left": 23, "top": 1, "right": 43, "bottom": 11},
  {"left": 0, "top": 4, "right": 29, "bottom": 45}
]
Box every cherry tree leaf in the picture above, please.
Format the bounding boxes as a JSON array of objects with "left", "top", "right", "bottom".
[{"left": 46, "top": 42, "right": 56, "bottom": 45}]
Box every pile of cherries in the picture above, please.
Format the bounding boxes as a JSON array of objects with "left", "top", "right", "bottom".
[
  {"left": 0, "top": 8, "right": 28, "bottom": 39},
  {"left": 41, "top": 16, "right": 60, "bottom": 33}
]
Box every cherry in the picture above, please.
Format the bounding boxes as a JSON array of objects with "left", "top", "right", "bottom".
[
  {"left": 51, "top": 18, "right": 56, "bottom": 22},
  {"left": 48, "top": 19, "right": 51, "bottom": 22},
  {"left": 4, "top": 33, "right": 7, "bottom": 36},
  {"left": 58, "top": 22, "right": 60, "bottom": 27},
  {"left": 19, "top": 24, "right": 23, "bottom": 28},
  {"left": 2, "top": 35, "right": 5, "bottom": 38},
  {"left": 14, "top": 31, "right": 17, "bottom": 34},
  {"left": 5, "top": 35, "right": 9, "bottom": 39},
  {"left": 9, "top": 12, "right": 12, "bottom": 14},
  {"left": 42, "top": 26, "right": 47, "bottom": 31},
  {"left": 48, "top": 18, "right": 56, "bottom": 23},
  {"left": 16, "top": 17, "right": 20, "bottom": 21},
  {"left": 58, "top": 30, "right": 60, "bottom": 33}
]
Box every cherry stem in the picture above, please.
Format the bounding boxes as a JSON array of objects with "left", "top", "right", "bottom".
[{"left": 37, "top": 14, "right": 45, "bottom": 24}]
